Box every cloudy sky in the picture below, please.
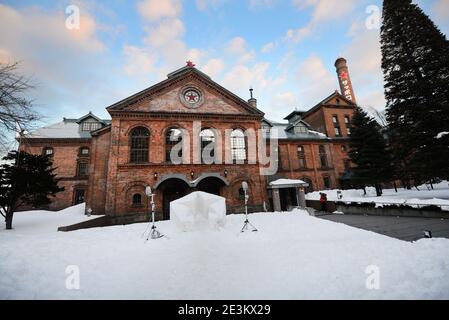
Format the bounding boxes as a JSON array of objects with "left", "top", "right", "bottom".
[{"left": 1, "top": 0, "right": 448, "bottom": 124}]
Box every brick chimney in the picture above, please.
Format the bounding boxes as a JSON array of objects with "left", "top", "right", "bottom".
[
  {"left": 335, "top": 57, "right": 356, "bottom": 104},
  {"left": 248, "top": 88, "right": 257, "bottom": 108}
]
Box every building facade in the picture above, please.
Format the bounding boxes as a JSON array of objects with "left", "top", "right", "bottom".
[{"left": 20, "top": 58, "right": 357, "bottom": 218}]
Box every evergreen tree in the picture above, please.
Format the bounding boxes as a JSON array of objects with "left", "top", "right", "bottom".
[
  {"left": 0, "top": 151, "right": 64, "bottom": 230},
  {"left": 381, "top": 0, "right": 449, "bottom": 184},
  {"left": 349, "top": 107, "right": 393, "bottom": 196}
]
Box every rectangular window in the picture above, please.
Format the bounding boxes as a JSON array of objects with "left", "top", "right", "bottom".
[
  {"left": 323, "top": 176, "right": 331, "bottom": 189},
  {"left": 319, "top": 146, "right": 328, "bottom": 168},
  {"left": 297, "top": 146, "right": 307, "bottom": 169},
  {"left": 335, "top": 127, "right": 341, "bottom": 136},
  {"left": 344, "top": 115, "right": 350, "bottom": 124},
  {"left": 77, "top": 162, "right": 89, "bottom": 177},
  {"left": 332, "top": 116, "right": 339, "bottom": 124},
  {"left": 347, "top": 127, "right": 352, "bottom": 135},
  {"left": 81, "top": 122, "right": 102, "bottom": 132}
]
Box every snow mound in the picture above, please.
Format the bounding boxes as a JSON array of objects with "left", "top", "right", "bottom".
[{"left": 170, "top": 191, "right": 227, "bottom": 232}]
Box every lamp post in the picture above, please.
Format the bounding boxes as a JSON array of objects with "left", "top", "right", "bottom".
[
  {"left": 143, "top": 186, "right": 164, "bottom": 240},
  {"left": 241, "top": 181, "right": 258, "bottom": 233}
]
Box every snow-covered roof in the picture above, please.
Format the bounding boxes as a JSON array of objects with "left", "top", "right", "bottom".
[
  {"left": 25, "top": 114, "right": 111, "bottom": 140},
  {"left": 269, "top": 179, "right": 309, "bottom": 189},
  {"left": 263, "top": 119, "right": 329, "bottom": 140}
]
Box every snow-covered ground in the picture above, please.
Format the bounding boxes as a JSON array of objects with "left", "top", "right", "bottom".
[
  {"left": 306, "top": 181, "right": 449, "bottom": 211},
  {"left": 1, "top": 206, "right": 449, "bottom": 299}
]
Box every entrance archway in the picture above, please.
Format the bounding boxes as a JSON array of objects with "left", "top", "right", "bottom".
[
  {"left": 196, "top": 177, "right": 227, "bottom": 196},
  {"left": 158, "top": 178, "right": 190, "bottom": 220}
]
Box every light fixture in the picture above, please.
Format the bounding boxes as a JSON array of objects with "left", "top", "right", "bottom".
[
  {"left": 154, "top": 172, "right": 158, "bottom": 180},
  {"left": 224, "top": 169, "right": 228, "bottom": 177},
  {"left": 240, "top": 181, "right": 257, "bottom": 233},
  {"left": 190, "top": 170, "right": 195, "bottom": 179}
]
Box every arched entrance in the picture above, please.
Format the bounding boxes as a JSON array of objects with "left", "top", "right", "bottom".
[
  {"left": 196, "top": 177, "right": 227, "bottom": 196},
  {"left": 158, "top": 179, "right": 190, "bottom": 220}
]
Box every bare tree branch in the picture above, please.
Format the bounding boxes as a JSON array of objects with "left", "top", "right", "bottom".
[{"left": 0, "top": 62, "right": 41, "bottom": 152}]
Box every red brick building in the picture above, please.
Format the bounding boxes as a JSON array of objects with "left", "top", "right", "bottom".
[{"left": 20, "top": 58, "right": 357, "bottom": 217}]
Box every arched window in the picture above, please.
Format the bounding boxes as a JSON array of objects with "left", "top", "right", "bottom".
[
  {"left": 297, "top": 146, "right": 306, "bottom": 169},
  {"left": 231, "top": 129, "right": 246, "bottom": 163},
  {"left": 166, "top": 127, "right": 183, "bottom": 163},
  {"left": 132, "top": 193, "right": 142, "bottom": 205},
  {"left": 200, "top": 129, "right": 216, "bottom": 164},
  {"left": 130, "top": 127, "right": 150, "bottom": 163},
  {"left": 319, "top": 145, "right": 328, "bottom": 168},
  {"left": 43, "top": 147, "right": 54, "bottom": 157}
]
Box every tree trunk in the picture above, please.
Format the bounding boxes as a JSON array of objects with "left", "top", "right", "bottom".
[
  {"left": 5, "top": 211, "right": 13, "bottom": 230},
  {"left": 393, "top": 181, "right": 398, "bottom": 193}
]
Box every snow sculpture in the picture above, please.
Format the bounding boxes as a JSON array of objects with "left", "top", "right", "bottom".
[{"left": 170, "top": 191, "right": 227, "bottom": 232}]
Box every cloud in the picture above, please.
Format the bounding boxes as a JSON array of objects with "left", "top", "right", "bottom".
[
  {"left": 123, "top": 45, "right": 156, "bottom": 76},
  {"left": 226, "top": 37, "right": 255, "bottom": 63},
  {"left": 0, "top": 3, "right": 121, "bottom": 120},
  {"left": 196, "top": 0, "right": 227, "bottom": 11},
  {"left": 202, "top": 58, "right": 225, "bottom": 78},
  {"left": 295, "top": 54, "right": 336, "bottom": 106},
  {"left": 433, "top": 0, "right": 449, "bottom": 20},
  {"left": 285, "top": 0, "right": 357, "bottom": 43},
  {"left": 341, "top": 19, "right": 386, "bottom": 110},
  {"left": 261, "top": 42, "right": 275, "bottom": 53},
  {"left": 249, "top": 0, "right": 277, "bottom": 9},
  {"left": 125, "top": 0, "right": 207, "bottom": 76},
  {"left": 137, "top": 0, "right": 182, "bottom": 21}
]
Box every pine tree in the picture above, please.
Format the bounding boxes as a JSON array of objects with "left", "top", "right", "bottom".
[
  {"left": 381, "top": 0, "right": 449, "bottom": 184},
  {"left": 349, "top": 107, "right": 393, "bottom": 196},
  {"left": 0, "top": 151, "right": 64, "bottom": 229}
]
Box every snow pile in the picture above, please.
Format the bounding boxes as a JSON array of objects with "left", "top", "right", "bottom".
[
  {"left": 1, "top": 210, "right": 449, "bottom": 299},
  {"left": 170, "top": 191, "right": 226, "bottom": 232},
  {"left": 4, "top": 203, "right": 100, "bottom": 234},
  {"left": 306, "top": 181, "right": 449, "bottom": 211}
]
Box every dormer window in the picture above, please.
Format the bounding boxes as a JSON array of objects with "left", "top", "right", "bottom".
[
  {"left": 81, "top": 122, "right": 102, "bottom": 132},
  {"left": 294, "top": 124, "right": 308, "bottom": 135}
]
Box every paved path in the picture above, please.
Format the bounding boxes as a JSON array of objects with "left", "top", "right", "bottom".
[{"left": 318, "top": 214, "right": 449, "bottom": 241}]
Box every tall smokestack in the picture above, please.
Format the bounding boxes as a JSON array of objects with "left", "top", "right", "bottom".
[{"left": 335, "top": 57, "right": 356, "bottom": 104}]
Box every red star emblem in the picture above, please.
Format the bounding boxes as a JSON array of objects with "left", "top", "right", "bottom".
[
  {"left": 186, "top": 93, "right": 197, "bottom": 102},
  {"left": 186, "top": 60, "right": 195, "bottom": 68},
  {"left": 340, "top": 71, "right": 348, "bottom": 79}
]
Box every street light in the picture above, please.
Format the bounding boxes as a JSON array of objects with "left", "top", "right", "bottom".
[
  {"left": 142, "top": 186, "right": 164, "bottom": 240},
  {"left": 240, "top": 181, "right": 257, "bottom": 233}
]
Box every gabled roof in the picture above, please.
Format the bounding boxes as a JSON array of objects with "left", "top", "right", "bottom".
[
  {"left": 107, "top": 66, "right": 264, "bottom": 116},
  {"left": 25, "top": 113, "right": 111, "bottom": 140},
  {"left": 302, "top": 91, "right": 356, "bottom": 118},
  {"left": 75, "top": 112, "right": 108, "bottom": 125},
  {"left": 262, "top": 118, "right": 328, "bottom": 141},
  {"left": 285, "top": 119, "right": 312, "bottom": 132},
  {"left": 284, "top": 110, "right": 307, "bottom": 121}
]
